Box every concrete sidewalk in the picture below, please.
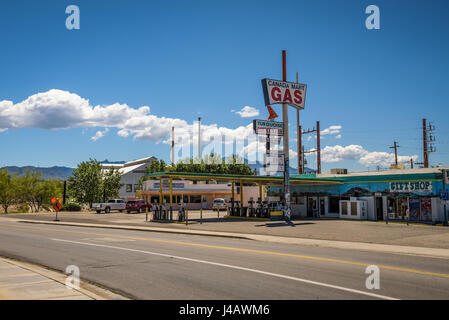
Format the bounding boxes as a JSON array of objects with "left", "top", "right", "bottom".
[{"left": 0, "top": 257, "right": 126, "bottom": 300}]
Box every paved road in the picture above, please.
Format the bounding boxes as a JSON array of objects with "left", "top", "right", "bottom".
[{"left": 0, "top": 219, "right": 448, "bottom": 300}]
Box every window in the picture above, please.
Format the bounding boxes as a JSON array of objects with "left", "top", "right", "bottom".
[
  {"left": 134, "top": 184, "right": 142, "bottom": 191},
  {"left": 183, "top": 195, "right": 189, "bottom": 203},
  {"left": 150, "top": 196, "right": 159, "bottom": 204},
  {"left": 191, "top": 195, "right": 202, "bottom": 203},
  {"left": 350, "top": 202, "right": 358, "bottom": 216},
  {"left": 341, "top": 201, "right": 348, "bottom": 215},
  {"left": 126, "top": 184, "right": 132, "bottom": 192}
]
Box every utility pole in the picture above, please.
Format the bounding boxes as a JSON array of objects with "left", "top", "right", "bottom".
[
  {"left": 390, "top": 141, "right": 400, "bottom": 165},
  {"left": 298, "top": 125, "right": 302, "bottom": 174},
  {"left": 171, "top": 126, "right": 175, "bottom": 166},
  {"left": 198, "top": 117, "right": 201, "bottom": 160},
  {"left": 63, "top": 180, "right": 67, "bottom": 205},
  {"left": 302, "top": 145, "right": 306, "bottom": 173},
  {"left": 423, "top": 118, "right": 428, "bottom": 168},
  {"left": 417, "top": 118, "right": 435, "bottom": 168},
  {"left": 302, "top": 122, "right": 321, "bottom": 174},
  {"left": 316, "top": 121, "right": 321, "bottom": 174}
]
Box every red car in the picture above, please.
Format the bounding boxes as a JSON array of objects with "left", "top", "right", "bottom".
[{"left": 126, "top": 200, "right": 152, "bottom": 214}]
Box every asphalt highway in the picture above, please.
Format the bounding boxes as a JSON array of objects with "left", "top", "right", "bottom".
[{"left": 0, "top": 219, "right": 448, "bottom": 300}]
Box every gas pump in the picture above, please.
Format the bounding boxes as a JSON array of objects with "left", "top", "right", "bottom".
[
  {"left": 178, "top": 201, "right": 186, "bottom": 222},
  {"left": 248, "top": 199, "right": 255, "bottom": 217},
  {"left": 234, "top": 201, "right": 241, "bottom": 216},
  {"left": 153, "top": 201, "right": 159, "bottom": 220},
  {"left": 256, "top": 199, "right": 262, "bottom": 218}
]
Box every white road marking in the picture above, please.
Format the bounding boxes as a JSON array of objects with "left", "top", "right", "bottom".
[
  {"left": 51, "top": 238, "right": 399, "bottom": 300},
  {"left": 81, "top": 237, "right": 136, "bottom": 243}
]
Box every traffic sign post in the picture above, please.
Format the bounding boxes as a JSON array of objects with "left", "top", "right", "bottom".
[{"left": 51, "top": 197, "right": 63, "bottom": 221}]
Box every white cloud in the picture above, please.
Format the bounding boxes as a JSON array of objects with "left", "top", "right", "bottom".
[
  {"left": 0, "top": 89, "right": 255, "bottom": 146},
  {"left": 359, "top": 152, "right": 418, "bottom": 167},
  {"left": 234, "top": 106, "right": 259, "bottom": 118},
  {"left": 321, "top": 145, "right": 367, "bottom": 163},
  {"left": 321, "top": 144, "right": 418, "bottom": 167},
  {"left": 321, "top": 125, "right": 342, "bottom": 136},
  {"left": 335, "top": 134, "right": 342, "bottom": 139},
  {"left": 91, "top": 128, "right": 109, "bottom": 141}
]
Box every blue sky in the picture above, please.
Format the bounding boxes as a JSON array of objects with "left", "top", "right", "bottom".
[{"left": 0, "top": 0, "right": 448, "bottom": 171}]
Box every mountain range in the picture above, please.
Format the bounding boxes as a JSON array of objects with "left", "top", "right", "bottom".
[
  {"left": 1, "top": 166, "right": 74, "bottom": 180},
  {"left": 1, "top": 160, "right": 315, "bottom": 180}
]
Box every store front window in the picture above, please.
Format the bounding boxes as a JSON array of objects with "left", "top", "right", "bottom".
[{"left": 387, "top": 197, "right": 410, "bottom": 220}]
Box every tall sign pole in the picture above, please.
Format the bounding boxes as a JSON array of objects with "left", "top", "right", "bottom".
[
  {"left": 296, "top": 72, "right": 302, "bottom": 174},
  {"left": 282, "top": 50, "right": 290, "bottom": 210}
]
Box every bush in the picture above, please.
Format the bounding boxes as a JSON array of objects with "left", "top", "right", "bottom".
[
  {"left": 16, "top": 204, "right": 30, "bottom": 213},
  {"left": 62, "top": 203, "right": 82, "bottom": 212}
]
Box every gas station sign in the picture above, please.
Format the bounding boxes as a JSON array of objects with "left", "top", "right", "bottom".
[
  {"left": 261, "top": 78, "right": 307, "bottom": 109},
  {"left": 264, "top": 153, "right": 284, "bottom": 173}
]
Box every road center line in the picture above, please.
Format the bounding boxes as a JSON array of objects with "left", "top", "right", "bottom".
[
  {"left": 51, "top": 238, "right": 398, "bottom": 300},
  {"left": 3, "top": 222, "right": 449, "bottom": 280}
]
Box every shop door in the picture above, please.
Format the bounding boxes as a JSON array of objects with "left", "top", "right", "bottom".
[
  {"left": 376, "top": 197, "right": 383, "bottom": 221},
  {"left": 307, "top": 197, "right": 317, "bottom": 217},
  {"left": 320, "top": 198, "right": 325, "bottom": 216}
]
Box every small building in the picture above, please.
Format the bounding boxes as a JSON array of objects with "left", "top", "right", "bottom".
[
  {"left": 267, "top": 167, "right": 448, "bottom": 224},
  {"left": 140, "top": 178, "right": 264, "bottom": 210},
  {"left": 101, "top": 156, "right": 157, "bottom": 201},
  {"left": 137, "top": 172, "right": 338, "bottom": 210}
]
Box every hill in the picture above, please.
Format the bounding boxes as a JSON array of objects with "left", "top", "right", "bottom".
[{"left": 1, "top": 166, "right": 74, "bottom": 180}]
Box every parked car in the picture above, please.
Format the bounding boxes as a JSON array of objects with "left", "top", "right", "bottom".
[
  {"left": 92, "top": 199, "right": 126, "bottom": 214},
  {"left": 126, "top": 200, "right": 152, "bottom": 214},
  {"left": 212, "top": 198, "right": 227, "bottom": 209}
]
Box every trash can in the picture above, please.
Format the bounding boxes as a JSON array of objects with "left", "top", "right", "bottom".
[{"left": 241, "top": 207, "right": 248, "bottom": 217}]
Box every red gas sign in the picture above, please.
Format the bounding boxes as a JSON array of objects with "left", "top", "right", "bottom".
[{"left": 261, "top": 78, "right": 307, "bottom": 109}]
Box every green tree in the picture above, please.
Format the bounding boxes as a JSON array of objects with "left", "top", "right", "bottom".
[
  {"left": 0, "top": 169, "right": 18, "bottom": 214},
  {"left": 102, "top": 167, "right": 124, "bottom": 200},
  {"left": 67, "top": 159, "right": 123, "bottom": 207},
  {"left": 15, "top": 170, "right": 42, "bottom": 212},
  {"left": 34, "top": 179, "right": 63, "bottom": 212}
]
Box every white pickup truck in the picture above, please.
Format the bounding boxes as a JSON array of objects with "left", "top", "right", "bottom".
[{"left": 92, "top": 199, "right": 126, "bottom": 214}]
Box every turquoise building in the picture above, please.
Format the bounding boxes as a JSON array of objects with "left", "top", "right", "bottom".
[{"left": 267, "top": 168, "right": 448, "bottom": 223}]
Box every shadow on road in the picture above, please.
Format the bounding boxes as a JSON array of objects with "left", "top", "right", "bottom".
[{"left": 254, "top": 221, "right": 315, "bottom": 228}]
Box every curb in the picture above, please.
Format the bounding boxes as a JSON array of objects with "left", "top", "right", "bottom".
[
  {"left": 14, "top": 219, "right": 449, "bottom": 260},
  {"left": 17, "top": 219, "right": 252, "bottom": 240}
]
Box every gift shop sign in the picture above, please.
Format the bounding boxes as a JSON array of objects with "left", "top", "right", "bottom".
[{"left": 389, "top": 181, "right": 432, "bottom": 193}]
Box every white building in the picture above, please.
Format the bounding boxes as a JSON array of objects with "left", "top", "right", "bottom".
[{"left": 101, "top": 156, "right": 157, "bottom": 201}]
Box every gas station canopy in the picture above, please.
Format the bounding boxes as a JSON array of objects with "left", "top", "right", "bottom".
[{"left": 145, "top": 172, "right": 343, "bottom": 185}]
